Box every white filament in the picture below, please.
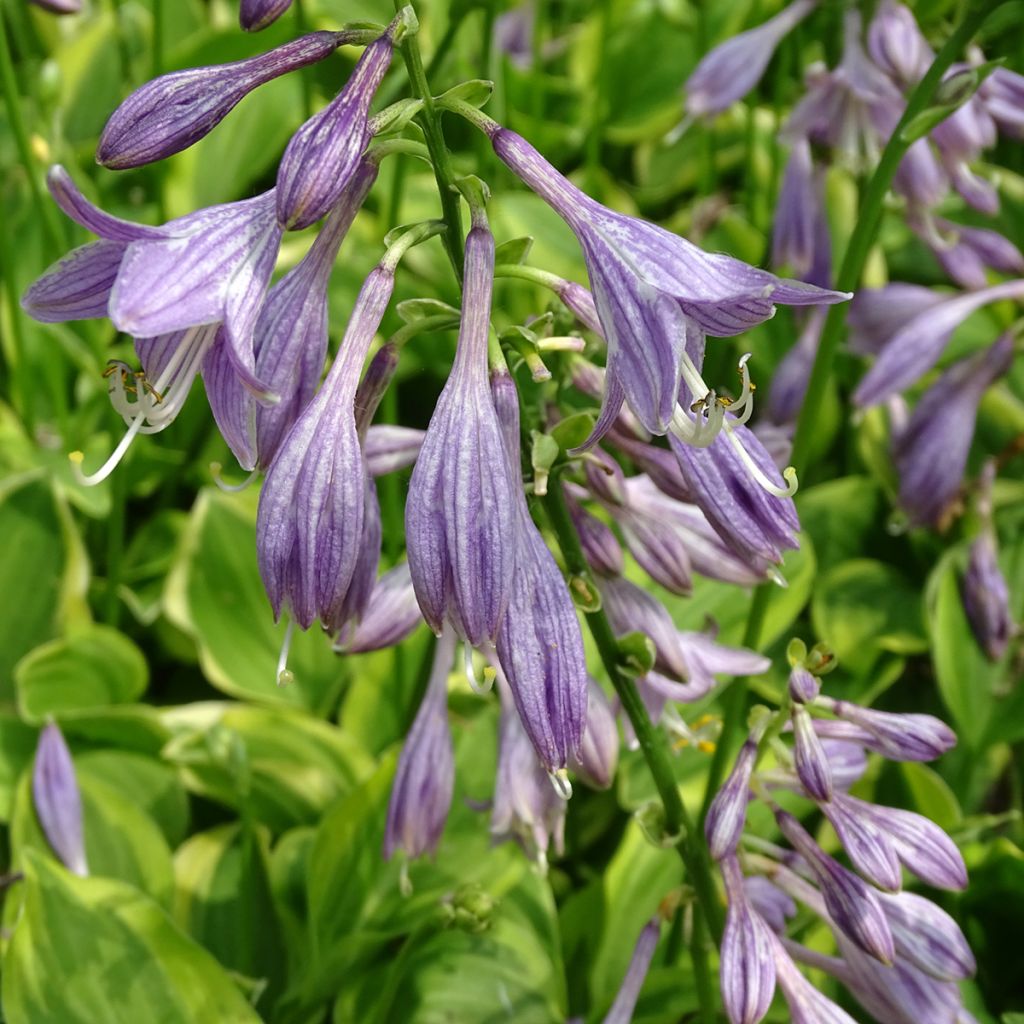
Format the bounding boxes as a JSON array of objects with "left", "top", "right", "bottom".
[
  {"left": 276, "top": 619, "right": 295, "bottom": 687},
  {"left": 464, "top": 645, "right": 495, "bottom": 695}
]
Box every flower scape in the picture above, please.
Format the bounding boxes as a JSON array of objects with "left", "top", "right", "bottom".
[{"left": 1, "top": 1, "right": 1023, "bottom": 1022}]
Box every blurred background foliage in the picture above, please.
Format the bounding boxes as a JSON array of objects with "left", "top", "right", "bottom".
[{"left": 0, "top": 0, "right": 1023, "bottom": 1021}]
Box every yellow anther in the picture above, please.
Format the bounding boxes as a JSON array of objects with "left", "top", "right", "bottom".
[{"left": 698, "top": 740, "right": 717, "bottom": 754}]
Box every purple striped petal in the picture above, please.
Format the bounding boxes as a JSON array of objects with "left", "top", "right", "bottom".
[
  {"left": 32, "top": 723, "right": 88, "bottom": 876},
  {"left": 335, "top": 562, "right": 423, "bottom": 654},
  {"left": 820, "top": 794, "right": 902, "bottom": 892},
  {"left": 793, "top": 705, "right": 834, "bottom": 802},
  {"left": 720, "top": 856, "right": 777, "bottom": 1024},
  {"left": 879, "top": 891, "right": 975, "bottom": 981},
  {"left": 21, "top": 240, "right": 125, "bottom": 323}
]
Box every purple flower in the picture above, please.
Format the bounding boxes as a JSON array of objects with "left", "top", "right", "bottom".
[
  {"left": 814, "top": 698, "right": 957, "bottom": 762},
  {"left": 566, "top": 490, "right": 625, "bottom": 578},
  {"left": 788, "top": 666, "right": 820, "bottom": 704},
  {"left": 745, "top": 877, "right": 797, "bottom": 934},
  {"left": 570, "top": 679, "right": 619, "bottom": 790},
  {"left": 720, "top": 856, "right": 777, "bottom": 1024},
  {"left": 240, "top": 0, "right": 293, "bottom": 31},
  {"left": 32, "top": 723, "right": 88, "bottom": 876},
  {"left": 98, "top": 32, "right": 347, "bottom": 168},
  {"left": 866, "top": 0, "right": 931, "bottom": 87},
  {"left": 772, "top": 937, "right": 860, "bottom": 1024},
  {"left": 670, "top": 420, "right": 800, "bottom": 580},
  {"left": 853, "top": 280, "right": 1024, "bottom": 407},
  {"left": 609, "top": 433, "right": 691, "bottom": 503},
  {"left": 276, "top": 20, "right": 402, "bottom": 229},
  {"left": 772, "top": 139, "right": 831, "bottom": 286},
  {"left": 766, "top": 308, "right": 825, "bottom": 426},
  {"left": 491, "top": 680, "right": 568, "bottom": 869},
  {"left": 846, "top": 283, "right": 947, "bottom": 357},
  {"left": 980, "top": 67, "right": 1024, "bottom": 140},
  {"left": 600, "top": 918, "right": 660, "bottom": 1024},
  {"left": 599, "top": 575, "right": 688, "bottom": 680},
  {"left": 491, "top": 368, "right": 588, "bottom": 776},
  {"left": 879, "top": 891, "right": 975, "bottom": 982},
  {"left": 406, "top": 212, "right": 518, "bottom": 647},
  {"left": 776, "top": 810, "right": 895, "bottom": 964},
  {"left": 335, "top": 562, "right": 422, "bottom": 654},
  {"left": 28, "top": 0, "right": 80, "bottom": 12},
  {"left": 706, "top": 728, "right": 762, "bottom": 861},
  {"left": 363, "top": 424, "right": 424, "bottom": 477},
  {"left": 256, "top": 264, "right": 392, "bottom": 633},
  {"left": 962, "top": 528, "right": 1015, "bottom": 661},
  {"left": 818, "top": 795, "right": 903, "bottom": 892},
  {"left": 684, "top": 0, "right": 818, "bottom": 119},
  {"left": 893, "top": 335, "right": 1013, "bottom": 527},
  {"left": 488, "top": 125, "right": 847, "bottom": 441},
  {"left": 792, "top": 704, "right": 833, "bottom": 802},
  {"left": 384, "top": 628, "right": 457, "bottom": 862},
  {"left": 909, "top": 214, "right": 1024, "bottom": 291}
]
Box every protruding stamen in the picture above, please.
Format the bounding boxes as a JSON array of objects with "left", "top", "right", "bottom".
[
  {"left": 464, "top": 645, "right": 495, "bottom": 695},
  {"left": 548, "top": 769, "right": 573, "bottom": 800},
  {"left": 276, "top": 619, "right": 295, "bottom": 686},
  {"left": 211, "top": 463, "right": 259, "bottom": 493},
  {"left": 69, "top": 415, "right": 147, "bottom": 487},
  {"left": 722, "top": 422, "right": 799, "bottom": 498}
]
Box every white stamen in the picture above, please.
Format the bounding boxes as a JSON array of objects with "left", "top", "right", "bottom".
[
  {"left": 548, "top": 769, "right": 573, "bottom": 801},
  {"left": 464, "top": 645, "right": 495, "bottom": 695},
  {"left": 664, "top": 112, "right": 694, "bottom": 146},
  {"left": 69, "top": 415, "right": 147, "bottom": 487},
  {"left": 723, "top": 421, "right": 799, "bottom": 498},
  {"left": 276, "top": 619, "right": 295, "bottom": 686},
  {"left": 211, "top": 463, "right": 259, "bottom": 493},
  {"left": 398, "top": 861, "right": 413, "bottom": 897}
]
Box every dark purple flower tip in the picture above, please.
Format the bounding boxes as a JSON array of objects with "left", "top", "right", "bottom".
[
  {"left": 705, "top": 734, "right": 760, "bottom": 861},
  {"left": 720, "top": 857, "right": 777, "bottom": 1024},
  {"left": 406, "top": 225, "right": 518, "bottom": 647},
  {"left": 776, "top": 810, "right": 895, "bottom": 965},
  {"left": 256, "top": 266, "right": 394, "bottom": 632},
  {"left": 788, "top": 666, "right": 820, "bottom": 704},
  {"left": 772, "top": 937, "right": 860, "bottom": 1024},
  {"left": 240, "top": 0, "right": 293, "bottom": 31},
  {"left": 97, "top": 32, "right": 344, "bottom": 169},
  {"left": 962, "top": 530, "right": 1015, "bottom": 661},
  {"left": 792, "top": 705, "right": 834, "bottom": 802},
  {"left": 384, "top": 629, "right": 456, "bottom": 862},
  {"left": 570, "top": 679, "right": 619, "bottom": 790},
  {"left": 32, "top": 723, "right": 88, "bottom": 876},
  {"left": 817, "top": 697, "right": 957, "bottom": 762},
  {"left": 880, "top": 891, "right": 976, "bottom": 982},
  {"left": 276, "top": 30, "right": 396, "bottom": 229}
]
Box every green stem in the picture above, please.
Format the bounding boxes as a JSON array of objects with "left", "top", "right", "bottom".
[
  {"left": 394, "top": 12, "right": 465, "bottom": 280},
  {"left": 0, "top": 9, "right": 63, "bottom": 254},
  {"left": 789, "top": 0, "right": 1001, "bottom": 478},
  {"left": 151, "top": 0, "right": 164, "bottom": 77},
  {"left": 542, "top": 479, "right": 721, "bottom": 1023},
  {"left": 294, "top": 0, "right": 312, "bottom": 119},
  {"left": 104, "top": 465, "right": 126, "bottom": 627}
]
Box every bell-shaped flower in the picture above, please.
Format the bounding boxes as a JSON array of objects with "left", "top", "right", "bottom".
[
  {"left": 276, "top": 18, "right": 403, "bottom": 229},
  {"left": 406, "top": 213, "right": 518, "bottom": 647},
  {"left": 240, "top": 0, "right": 293, "bottom": 31},
  {"left": 683, "top": 0, "right": 818, "bottom": 119},
  {"left": 490, "top": 366, "right": 588, "bottom": 776},
  {"left": 335, "top": 562, "right": 422, "bottom": 654},
  {"left": 892, "top": 335, "right": 1013, "bottom": 527},
  {"left": 601, "top": 918, "right": 661, "bottom": 1024},
  {"left": 98, "top": 32, "right": 348, "bottom": 168},
  {"left": 776, "top": 809, "right": 895, "bottom": 964},
  {"left": 853, "top": 280, "right": 1024, "bottom": 407},
  {"left": 720, "top": 856, "right": 777, "bottom": 1024},
  {"left": 491, "top": 680, "right": 568, "bottom": 871},
  {"left": 570, "top": 679, "right": 619, "bottom": 790},
  {"left": 671, "top": 420, "right": 800, "bottom": 580},
  {"left": 32, "top": 722, "right": 88, "bottom": 876},
  {"left": 384, "top": 628, "right": 456, "bottom": 862},
  {"left": 866, "top": 0, "right": 931, "bottom": 87},
  {"left": 487, "top": 124, "right": 847, "bottom": 440},
  {"left": 256, "top": 263, "right": 393, "bottom": 634},
  {"left": 962, "top": 527, "right": 1015, "bottom": 661}
]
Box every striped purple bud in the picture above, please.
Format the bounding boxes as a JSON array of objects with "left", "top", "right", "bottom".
[
  {"left": 792, "top": 705, "right": 833, "bottom": 802},
  {"left": 816, "top": 697, "right": 957, "bottom": 762},
  {"left": 772, "top": 937, "right": 859, "bottom": 1024},
  {"left": 32, "top": 723, "right": 88, "bottom": 876},
  {"left": 879, "top": 891, "right": 975, "bottom": 982},
  {"left": 240, "top": 0, "right": 293, "bottom": 31},
  {"left": 335, "top": 562, "right": 422, "bottom": 654},
  {"left": 962, "top": 529, "right": 1015, "bottom": 661},
  {"left": 98, "top": 32, "right": 346, "bottom": 168},
  {"left": 276, "top": 22, "right": 400, "bottom": 229},
  {"left": 384, "top": 629, "right": 456, "bottom": 861},
  {"left": 570, "top": 679, "right": 620, "bottom": 790},
  {"left": 706, "top": 726, "right": 764, "bottom": 860},
  {"left": 867, "top": 0, "right": 931, "bottom": 86},
  {"left": 744, "top": 877, "right": 796, "bottom": 934},
  {"left": 788, "top": 666, "right": 820, "bottom": 704},
  {"left": 364, "top": 425, "right": 424, "bottom": 477},
  {"left": 599, "top": 575, "right": 689, "bottom": 680},
  {"left": 567, "top": 491, "right": 624, "bottom": 577},
  {"left": 819, "top": 794, "right": 902, "bottom": 892},
  {"left": 776, "top": 810, "right": 895, "bottom": 965},
  {"left": 720, "top": 856, "right": 777, "bottom": 1024}
]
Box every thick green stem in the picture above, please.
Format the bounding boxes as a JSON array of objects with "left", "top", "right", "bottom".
[
  {"left": 542, "top": 479, "right": 722, "bottom": 1023},
  {"left": 0, "top": 9, "right": 63, "bottom": 253},
  {"left": 789, "top": 0, "right": 1002, "bottom": 477},
  {"left": 394, "top": 15, "right": 465, "bottom": 281}
]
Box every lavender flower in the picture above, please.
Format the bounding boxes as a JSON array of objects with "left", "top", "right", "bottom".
[
  {"left": 97, "top": 32, "right": 349, "bottom": 168},
  {"left": 892, "top": 335, "right": 1013, "bottom": 527},
  {"left": 814, "top": 698, "right": 957, "bottom": 762},
  {"left": 908, "top": 214, "right": 1024, "bottom": 291},
  {"left": 684, "top": 0, "right": 818, "bottom": 119},
  {"left": 853, "top": 280, "right": 1024, "bottom": 407},
  {"left": 567, "top": 491, "right": 625, "bottom": 578},
  {"left": 276, "top": 19, "right": 403, "bottom": 229},
  {"left": 962, "top": 528, "right": 1015, "bottom": 661},
  {"left": 486, "top": 124, "right": 847, "bottom": 445},
  {"left": 766, "top": 308, "right": 825, "bottom": 426},
  {"left": 256, "top": 264, "right": 393, "bottom": 634},
  {"left": 32, "top": 723, "right": 88, "bottom": 877},
  {"left": 879, "top": 890, "right": 975, "bottom": 981},
  {"left": 706, "top": 725, "right": 763, "bottom": 861},
  {"left": 720, "top": 856, "right": 777, "bottom": 1024},
  {"left": 240, "top": 0, "right": 292, "bottom": 31},
  {"left": 406, "top": 206, "right": 518, "bottom": 647},
  {"left": 363, "top": 424, "right": 425, "bottom": 477},
  {"left": 772, "top": 138, "right": 830, "bottom": 285},
  {"left": 29, "top": 0, "right": 80, "bottom": 12},
  {"left": 980, "top": 67, "right": 1024, "bottom": 140},
  {"left": 867, "top": 0, "right": 931, "bottom": 87},
  {"left": 384, "top": 628, "right": 457, "bottom": 863},
  {"left": 335, "top": 562, "right": 422, "bottom": 654},
  {"left": 570, "top": 679, "right": 619, "bottom": 790},
  {"left": 600, "top": 918, "right": 660, "bottom": 1024},
  {"left": 792, "top": 704, "right": 833, "bottom": 802},
  {"left": 818, "top": 795, "right": 903, "bottom": 892},
  {"left": 846, "top": 284, "right": 947, "bottom": 357},
  {"left": 772, "top": 937, "right": 859, "bottom": 1024}
]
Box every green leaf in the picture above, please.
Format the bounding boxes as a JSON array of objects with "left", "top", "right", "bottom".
[
  {"left": 0, "top": 713, "right": 39, "bottom": 822},
  {"left": 162, "top": 702, "right": 373, "bottom": 833},
  {"left": 15, "top": 624, "right": 148, "bottom": 721},
  {"left": 899, "top": 762, "right": 962, "bottom": 833},
  {"left": 812, "top": 559, "right": 928, "bottom": 677},
  {"left": 173, "top": 823, "right": 287, "bottom": 1012},
  {"left": 164, "top": 488, "right": 345, "bottom": 714},
  {"left": 0, "top": 473, "right": 89, "bottom": 698},
  {"left": 494, "top": 236, "right": 535, "bottom": 265},
  {"left": 2, "top": 850, "right": 263, "bottom": 1024},
  {"left": 796, "top": 476, "right": 888, "bottom": 572}
]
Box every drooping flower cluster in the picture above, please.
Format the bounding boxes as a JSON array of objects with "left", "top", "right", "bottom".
[{"left": 706, "top": 653, "right": 975, "bottom": 1024}]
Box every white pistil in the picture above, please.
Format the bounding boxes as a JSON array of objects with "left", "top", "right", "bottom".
[
  {"left": 211, "top": 463, "right": 259, "bottom": 493},
  {"left": 276, "top": 618, "right": 295, "bottom": 686},
  {"left": 548, "top": 769, "right": 573, "bottom": 801},
  {"left": 722, "top": 420, "right": 799, "bottom": 498},
  {"left": 464, "top": 645, "right": 495, "bottom": 695}
]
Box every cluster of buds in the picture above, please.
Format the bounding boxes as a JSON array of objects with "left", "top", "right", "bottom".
[{"left": 706, "top": 641, "right": 975, "bottom": 1023}]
